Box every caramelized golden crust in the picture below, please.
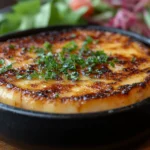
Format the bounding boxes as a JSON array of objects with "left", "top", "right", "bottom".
[{"left": 0, "top": 28, "right": 150, "bottom": 113}]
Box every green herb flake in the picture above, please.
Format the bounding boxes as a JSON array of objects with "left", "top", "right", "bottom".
[
  {"left": 0, "top": 64, "right": 12, "bottom": 74},
  {"left": 21, "top": 47, "right": 27, "bottom": 53},
  {"left": 43, "top": 41, "right": 52, "bottom": 51},
  {"left": 14, "top": 38, "right": 118, "bottom": 81},
  {"left": 28, "top": 46, "right": 35, "bottom": 52},
  {"left": 0, "top": 59, "right": 4, "bottom": 65},
  {"left": 70, "top": 34, "right": 77, "bottom": 38},
  {"left": 54, "top": 93, "right": 59, "bottom": 98},
  {"left": 131, "top": 57, "right": 136, "bottom": 63},
  {"left": 44, "top": 71, "right": 57, "bottom": 80},
  {"left": 10, "top": 56, "right": 14, "bottom": 60},
  {"left": 30, "top": 71, "right": 39, "bottom": 79},
  {"left": 109, "top": 61, "right": 115, "bottom": 67},
  {"left": 109, "top": 58, "right": 118, "bottom": 68},
  {"left": 35, "top": 48, "right": 45, "bottom": 55},
  {"left": 94, "top": 39, "right": 99, "bottom": 44},
  {"left": 86, "top": 36, "right": 93, "bottom": 44},
  {"left": 63, "top": 41, "right": 78, "bottom": 52},
  {"left": 83, "top": 36, "right": 94, "bottom": 47},
  {"left": 95, "top": 69, "right": 103, "bottom": 75},
  {"left": 69, "top": 71, "right": 79, "bottom": 81},
  {"left": 16, "top": 74, "right": 26, "bottom": 79},
  {"left": 9, "top": 44, "right": 15, "bottom": 49}
]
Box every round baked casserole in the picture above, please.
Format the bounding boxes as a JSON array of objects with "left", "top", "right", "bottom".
[{"left": 0, "top": 28, "right": 150, "bottom": 113}]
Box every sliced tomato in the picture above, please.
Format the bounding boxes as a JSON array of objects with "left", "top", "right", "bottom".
[{"left": 69, "top": 0, "right": 94, "bottom": 18}]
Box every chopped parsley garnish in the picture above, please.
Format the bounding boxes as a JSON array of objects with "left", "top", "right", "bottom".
[
  {"left": 109, "top": 58, "right": 119, "bottom": 68},
  {"left": 28, "top": 71, "right": 40, "bottom": 80},
  {"left": 69, "top": 71, "right": 79, "bottom": 81},
  {"left": 94, "top": 40, "right": 99, "bottom": 44},
  {"left": 16, "top": 74, "right": 26, "bottom": 79},
  {"left": 35, "top": 48, "right": 45, "bottom": 55},
  {"left": 0, "top": 64, "right": 12, "bottom": 74},
  {"left": 21, "top": 47, "right": 27, "bottom": 53},
  {"left": 28, "top": 46, "right": 35, "bottom": 52},
  {"left": 85, "top": 36, "right": 93, "bottom": 44},
  {"left": 70, "top": 34, "right": 77, "bottom": 38},
  {"left": 54, "top": 93, "right": 59, "bottom": 98},
  {"left": 0, "top": 59, "right": 4, "bottom": 65},
  {"left": 62, "top": 41, "right": 78, "bottom": 52},
  {"left": 0, "top": 59, "right": 13, "bottom": 74},
  {"left": 9, "top": 44, "right": 15, "bottom": 49},
  {"left": 131, "top": 56, "right": 136, "bottom": 63},
  {"left": 43, "top": 41, "right": 52, "bottom": 51},
  {"left": 16, "top": 38, "right": 118, "bottom": 81}
]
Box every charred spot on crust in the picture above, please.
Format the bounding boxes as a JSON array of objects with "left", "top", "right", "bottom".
[{"left": 60, "top": 80, "right": 149, "bottom": 102}]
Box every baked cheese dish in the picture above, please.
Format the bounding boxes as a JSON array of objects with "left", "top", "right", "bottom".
[{"left": 0, "top": 28, "right": 150, "bottom": 113}]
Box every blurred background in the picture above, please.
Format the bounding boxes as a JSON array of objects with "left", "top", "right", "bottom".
[
  {"left": 0, "top": 0, "right": 150, "bottom": 37},
  {"left": 0, "top": 1, "right": 16, "bottom": 9}
]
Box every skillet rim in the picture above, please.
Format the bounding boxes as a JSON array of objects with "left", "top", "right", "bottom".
[{"left": 0, "top": 24, "right": 150, "bottom": 119}]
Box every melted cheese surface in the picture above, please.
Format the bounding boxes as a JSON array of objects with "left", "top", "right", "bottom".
[{"left": 0, "top": 29, "right": 149, "bottom": 113}]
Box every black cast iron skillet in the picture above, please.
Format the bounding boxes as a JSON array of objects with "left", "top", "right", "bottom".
[{"left": 0, "top": 25, "right": 150, "bottom": 150}]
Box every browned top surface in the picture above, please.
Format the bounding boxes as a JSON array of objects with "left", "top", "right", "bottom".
[{"left": 0, "top": 28, "right": 150, "bottom": 104}]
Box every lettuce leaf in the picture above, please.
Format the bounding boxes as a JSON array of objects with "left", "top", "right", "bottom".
[
  {"left": 0, "top": 0, "right": 86, "bottom": 35},
  {"left": 144, "top": 8, "right": 150, "bottom": 28}
]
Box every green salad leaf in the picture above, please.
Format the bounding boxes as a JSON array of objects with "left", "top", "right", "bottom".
[
  {"left": 1, "top": 0, "right": 149, "bottom": 37},
  {"left": 0, "top": 0, "right": 87, "bottom": 35},
  {"left": 34, "top": 2, "right": 51, "bottom": 28},
  {"left": 144, "top": 8, "right": 150, "bottom": 28},
  {"left": 92, "top": 0, "right": 114, "bottom": 12},
  {"left": 13, "top": 0, "right": 40, "bottom": 15}
]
